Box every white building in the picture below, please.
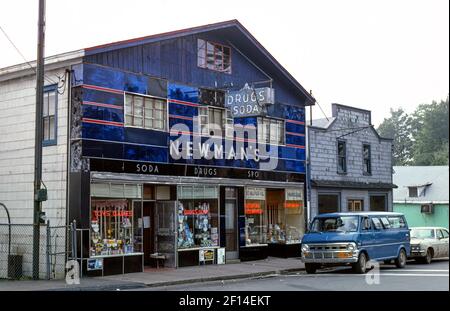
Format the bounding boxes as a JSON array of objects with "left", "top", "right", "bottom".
[{"left": 0, "top": 50, "right": 83, "bottom": 278}]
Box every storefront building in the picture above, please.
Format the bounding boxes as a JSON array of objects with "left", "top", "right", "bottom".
[
  {"left": 67, "top": 20, "right": 315, "bottom": 275},
  {"left": 308, "top": 104, "right": 396, "bottom": 220}
]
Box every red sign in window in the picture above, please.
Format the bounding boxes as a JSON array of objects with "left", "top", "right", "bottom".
[
  {"left": 92, "top": 210, "right": 133, "bottom": 218},
  {"left": 245, "top": 202, "right": 263, "bottom": 215},
  {"left": 285, "top": 202, "right": 303, "bottom": 209}
]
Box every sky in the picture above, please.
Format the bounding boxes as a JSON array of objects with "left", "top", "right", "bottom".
[{"left": 0, "top": 0, "right": 448, "bottom": 126}]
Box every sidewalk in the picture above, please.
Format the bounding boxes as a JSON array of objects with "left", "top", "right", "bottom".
[{"left": 0, "top": 257, "right": 304, "bottom": 291}]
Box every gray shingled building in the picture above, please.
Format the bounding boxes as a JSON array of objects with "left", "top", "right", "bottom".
[{"left": 307, "top": 103, "right": 396, "bottom": 219}]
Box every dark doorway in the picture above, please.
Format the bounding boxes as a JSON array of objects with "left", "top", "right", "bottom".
[
  {"left": 224, "top": 187, "right": 238, "bottom": 260},
  {"left": 370, "top": 195, "right": 387, "bottom": 211},
  {"left": 143, "top": 201, "right": 155, "bottom": 266},
  {"left": 318, "top": 194, "right": 339, "bottom": 214}
]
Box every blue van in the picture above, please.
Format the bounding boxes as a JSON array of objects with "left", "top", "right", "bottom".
[{"left": 301, "top": 212, "right": 411, "bottom": 274}]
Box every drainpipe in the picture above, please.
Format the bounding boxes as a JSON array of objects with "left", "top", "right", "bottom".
[{"left": 65, "top": 68, "right": 72, "bottom": 266}]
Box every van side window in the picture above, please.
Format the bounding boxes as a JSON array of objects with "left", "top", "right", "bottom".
[
  {"left": 371, "top": 217, "right": 383, "bottom": 230},
  {"left": 361, "top": 217, "right": 371, "bottom": 231},
  {"left": 388, "top": 216, "right": 406, "bottom": 229},
  {"left": 380, "top": 217, "right": 391, "bottom": 229}
]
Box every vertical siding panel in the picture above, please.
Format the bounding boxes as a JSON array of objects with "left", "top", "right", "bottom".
[{"left": 84, "top": 33, "right": 305, "bottom": 105}]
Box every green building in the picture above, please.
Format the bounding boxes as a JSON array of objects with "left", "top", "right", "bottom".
[{"left": 393, "top": 166, "right": 449, "bottom": 229}]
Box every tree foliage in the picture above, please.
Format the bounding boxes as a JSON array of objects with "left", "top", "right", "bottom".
[
  {"left": 377, "top": 108, "right": 414, "bottom": 165},
  {"left": 377, "top": 97, "right": 449, "bottom": 166}
]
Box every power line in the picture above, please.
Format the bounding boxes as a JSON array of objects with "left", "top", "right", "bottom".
[
  {"left": 315, "top": 99, "right": 330, "bottom": 122},
  {"left": 0, "top": 24, "right": 57, "bottom": 85}
]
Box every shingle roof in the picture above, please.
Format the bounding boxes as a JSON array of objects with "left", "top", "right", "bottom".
[
  {"left": 393, "top": 166, "right": 449, "bottom": 203},
  {"left": 310, "top": 117, "right": 336, "bottom": 129}
]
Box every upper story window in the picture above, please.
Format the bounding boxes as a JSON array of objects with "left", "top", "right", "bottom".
[
  {"left": 408, "top": 186, "right": 418, "bottom": 197},
  {"left": 337, "top": 140, "right": 347, "bottom": 173},
  {"left": 363, "top": 144, "right": 372, "bottom": 175},
  {"left": 197, "top": 39, "right": 232, "bottom": 74},
  {"left": 43, "top": 85, "right": 57, "bottom": 146},
  {"left": 198, "top": 106, "right": 233, "bottom": 138},
  {"left": 125, "top": 93, "right": 167, "bottom": 131},
  {"left": 199, "top": 88, "right": 225, "bottom": 107},
  {"left": 257, "top": 117, "right": 285, "bottom": 145}
]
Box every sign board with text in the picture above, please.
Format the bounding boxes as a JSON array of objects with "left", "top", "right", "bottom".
[
  {"left": 285, "top": 188, "right": 303, "bottom": 201},
  {"left": 226, "top": 84, "right": 274, "bottom": 117}
]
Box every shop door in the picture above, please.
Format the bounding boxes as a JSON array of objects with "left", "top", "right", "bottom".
[
  {"left": 348, "top": 200, "right": 363, "bottom": 212},
  {"left": 142, "top": 201, "right": 155, "bottom": 266},
  {"left": 155, "top": 201, "right": 177, "bottom": 268},
  {"left": 225, "top": 188, "right": 239, "bottom": 260}
]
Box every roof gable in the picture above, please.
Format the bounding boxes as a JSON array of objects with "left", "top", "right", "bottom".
[{"left": 84, "top": 20, "right": 315, "bottom": 105}]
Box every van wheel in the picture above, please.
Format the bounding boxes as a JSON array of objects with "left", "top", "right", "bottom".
[
  {"left": 395, "top": 249, "right": 407, "bottom": 268},
  {"left": 305, "top": 263, "right": 318, "bottom": 274},
  {"left": 352, "top": 252, "right": 368, "bottom": 274}
]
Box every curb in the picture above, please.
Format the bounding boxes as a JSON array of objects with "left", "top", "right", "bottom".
[
  {"left": 143, "top": 267, "right": 305, "bottom": 288},
  {"left": 42, "top": 267, "right": 306, "bottom": 291},
  {"left": 46, "top": 282, "right": 148, "bottom": 291}
]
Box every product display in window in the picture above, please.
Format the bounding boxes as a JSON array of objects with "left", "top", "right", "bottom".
[
  {"left": 245, "top": 216, "right": 267, "bottom": 245},
  {"left": 177, "top": 202, "right": 195, "bottom": 249},
  {"left": 90, "top": 199, "right": 139, "bottom": 257},
  {"left": 265, "top": 188, "right": 304, "bottom": 244},
  {"left": 177, "top": 201, "right": 219, "bottom": 249},
  {"left": 267, "top": 224, "right": 285, "bottom": 243},
  {"left": 285, "top": 226, "right": 301, "bottom": 244},
  {"left": 267, "top": 224, "right": 301, "bottom": 244}
]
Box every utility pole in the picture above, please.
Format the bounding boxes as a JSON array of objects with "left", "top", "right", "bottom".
[{"left": 33, "top": 0, "right": 46, "bottom": 280}]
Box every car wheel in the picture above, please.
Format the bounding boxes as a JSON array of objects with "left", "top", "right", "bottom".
[
  {"left": 352, "top": 252, "right": 368, "bottom": 274},
  {"left": 395, "top": 248, "right": 407, "bottom": 268},
  {"left": 305, "top": 263, "right": 318, "bottom": 274},
  {"left": 420, "top": 248, "right": 433, "bottom": 264}
]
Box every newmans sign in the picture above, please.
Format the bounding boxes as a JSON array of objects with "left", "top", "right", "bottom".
[{"left": 226, "top": 83, "right": 274, "bottom": 117}]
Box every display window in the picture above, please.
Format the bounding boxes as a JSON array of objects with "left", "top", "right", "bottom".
[
  {"left": 266, "top": 188, "right": 304, "bottom": 244},
  {"left": 283, "top": 188, "right": 304, "bottom": 244},
  {"left": 244, "top": 187, "right": 267, "bottom": 246},
  {"left": 177, "top": 185, "right": 220, "bottom": 249},
  {"left": 90, "top": 183, "right": 143, "bottom": 257}
]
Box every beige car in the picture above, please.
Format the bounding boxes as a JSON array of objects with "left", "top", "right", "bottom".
[{"left": 409, "top": 227, "right": 449, "bottom": 264}]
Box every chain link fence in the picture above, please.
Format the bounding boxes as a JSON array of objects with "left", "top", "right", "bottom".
[{"left": 0, "top": 222, "right": 72, "bottom": 280}]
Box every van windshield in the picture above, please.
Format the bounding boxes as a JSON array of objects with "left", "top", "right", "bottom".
[{"left": 310, "top": 216, "right": 359, "bottom": 233}]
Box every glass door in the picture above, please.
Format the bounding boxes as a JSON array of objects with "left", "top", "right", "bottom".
[
  {"left": 348, "top": 200, "right": 363, "bottom": 212},
  {"left": 225, "top": 187, "right": 239, "bottom": 260},
  {"left": 155, "top": 201, "right": 177, "bottom": 268}
]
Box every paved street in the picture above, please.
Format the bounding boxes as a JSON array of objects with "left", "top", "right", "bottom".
[{"left": 143, "top": 259, "right": 449, "bottom": 291}]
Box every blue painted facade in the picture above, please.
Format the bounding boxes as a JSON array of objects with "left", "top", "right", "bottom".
[{"left": 73, "top": 23, "right": 311, "bottom": 175}]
